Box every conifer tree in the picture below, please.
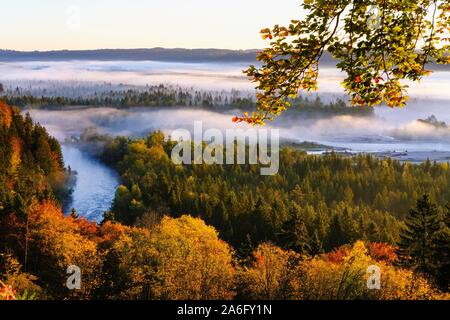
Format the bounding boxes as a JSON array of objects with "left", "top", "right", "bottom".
[
  {"left": 432, "top": 203, "right": 450, "bottom": 290},
  {"left": 327, "top": 214, "right": 347, "bottom": 250},
  {"left": 278, "top": 204, "right": 311, "bottom": 254},
  {"left": 309, "top": 230, "right": 323, "bottom": 256},
  {"left": 397, "top": 195, "right": 442, "bottom": 276}
]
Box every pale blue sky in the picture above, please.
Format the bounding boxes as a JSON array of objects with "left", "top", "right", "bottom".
[{"left": 1, "top": 0, "right": 303, "bottom": 50}]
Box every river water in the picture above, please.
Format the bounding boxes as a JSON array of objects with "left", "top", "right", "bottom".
[{"left": 61, "top": 145, "right": 118, "bottom": 223}]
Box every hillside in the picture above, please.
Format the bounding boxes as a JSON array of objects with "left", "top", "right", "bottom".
[
  {"left": 0, "top": 48, "right": 260, "bottom": 63},
  {"left": 1, "top": 49, "right": 448, "bottom": 71}
]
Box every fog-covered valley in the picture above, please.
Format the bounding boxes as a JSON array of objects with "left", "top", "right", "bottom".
[
  {"left": 2, "top": 59, "right": 449, "bottom": 149},
  {"left": 2, "top": 59, "right": 450, "bottom": 220}
]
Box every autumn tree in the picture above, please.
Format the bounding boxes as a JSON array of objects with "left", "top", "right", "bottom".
[
  {"left": 0, "top": 254, "right": 43, "bottom": 299},
  {"left": 302, "top": 241, "right": 440, "bottom": 300},
  {"left": 367, "top": 242, "right": 397, "bottom": 264},
  {"left": 26, "top": 201, "right": 103, "bottom": 299},
  {"left": 237, "top": 0, "right": 450, "bottom": 124},
  {"left": 236, "top": 243, "right": 303, "bottom": 299},
  {"left": 104, "top": 215, "right": 235, "bottom": 300},
  {"left": 150, "top": 216, "right": 235, "bottom": 299},
  {"left": 300, "top": 241, "right": 373, "bottom": 299}
]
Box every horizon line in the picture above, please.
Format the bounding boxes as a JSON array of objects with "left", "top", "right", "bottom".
[{"left": 0, "top": 47, "right": 262, "bottom": 53}]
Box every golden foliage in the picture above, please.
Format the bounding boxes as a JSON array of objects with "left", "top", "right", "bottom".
[
  {"left": 110, "top": 215, "right": 235, "bottom": 300},
  {"left": 9, "top": 136, "right": 22, "bottom": 174},
  {"left": 1, "top": 255, "right": 43, "bottom": 299},
  {"left": 0, "top": 101, "right": 12, "bottom": 128},
  {"left": 0, "top": 281, "right": 16, "bottom": 300},
  {"left": 238, "top": 241, "right": 446, "bottom": 300},
  {"left": 375, "top": 264, "right": 439, "bottom": 300},
  {"left": 29, "top": 201, "right": 104, "bottom": 298},
  {"left": 237, "top": 243, "right": 303, "bottom": 300},
  {"left": 301, "top": 241, "right": 443, "bottom": 300},
  {"left": 150, "top": 215, "right": 235, "bottom": 300}
]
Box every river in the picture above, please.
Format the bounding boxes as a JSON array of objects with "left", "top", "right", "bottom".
[{"left": 61, "top": 145, "right": 118, "bottom": 223}]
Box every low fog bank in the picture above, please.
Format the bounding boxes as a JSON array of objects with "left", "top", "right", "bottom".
[
  {"left": 26, "top": 107, "right": 257, "bottom": 141},
  {"left": 7, "top": 59, "right": 448, "bottom": 153},
  {"left": 0, "top": 60, "right": 252, "bottom": 90},
  {"left": 25, "top": 105, "right": 450, "bottom": 153},
  {"left": 2, "top": 61, "right": 450, "bottom": 100}
]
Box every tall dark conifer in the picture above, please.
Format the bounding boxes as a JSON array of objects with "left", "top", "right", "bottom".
[
  {"left": 397, "top": 195, "right": 442, "bottom": 275},
  {"left": 432, "top": 203, "right": 450, "bottom": 290},
  {"left": 326, "top": 214, "right": 346, "bottom": 250},
  {"left": 278, "top": 204, "right": 311, "bottom": 254}
]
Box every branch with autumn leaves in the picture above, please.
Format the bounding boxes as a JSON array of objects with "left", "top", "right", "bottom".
[{"left": 234, "top": 0, "right": 450, "bottom": 125}]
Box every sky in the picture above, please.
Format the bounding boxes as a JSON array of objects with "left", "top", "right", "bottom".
[{"left": 0, "top": 0, "right": 303, "bottom": 51}]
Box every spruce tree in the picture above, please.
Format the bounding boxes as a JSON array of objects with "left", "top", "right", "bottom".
[
  {"left": 397, "top": 195, "right": 442, "bottom": 275},
  {"left": 309, "top": 230, "right": 323, "bottom": 256},
  {"left": 327, "top": 214, "right": 346, "bottom": 250},
  {"left": 278, "top": 204, "right": 311, "bottom": 254},
  {"left": 432, "top": 203, "right": 450, "bottom": 290}
]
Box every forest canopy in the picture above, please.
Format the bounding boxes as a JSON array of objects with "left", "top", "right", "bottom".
[{"left": 102, "top": 132, "right": 450, "bottom": 259}]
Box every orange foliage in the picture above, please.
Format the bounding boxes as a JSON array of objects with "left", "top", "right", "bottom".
[
  {"left": 97, "top": 221, "right": 133, "bottom": 247},
  {"left": 237, "top": 241, "right": 446, "bottom": 300},
  {"left": 324, "top": 245, "right": 351, "bottom": 264},
  {"left": 10, "top": 136, "right": 22, "bottom": 174},
  {"left": 368, "top": 242, "right": 398, "bottom": 263},
  {"left": 303, "top": 241, "right": 443, "bottom": 300},
  {"left": 0, "top": 101, "right": 12, "bottom": 128},
  {"left": 325, "top": 242, "right": 397, "bottom": 264},
  {"left": 72, "top": 217, "right": 98, "bottom": 241},
  {"left": 30, "top": 200, "right": 64, "bottom": 222},
  {"left": 0, "top": 281, "right": 17, "bottom": 300}
]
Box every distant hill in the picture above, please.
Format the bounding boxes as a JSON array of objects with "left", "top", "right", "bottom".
[
  {"left": 0, "top": 48, "right": 260, "bottom": 63},
  {"left": 0, "top": 48, "right": 447, "bottom": 70},
  {"left": 0, "top": 48, "right": 338, "bottom": 65}
]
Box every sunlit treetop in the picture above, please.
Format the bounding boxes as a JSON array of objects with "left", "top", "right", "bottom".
[{"left": 235, "top": 0, "right": 450, "bottom": 125}]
